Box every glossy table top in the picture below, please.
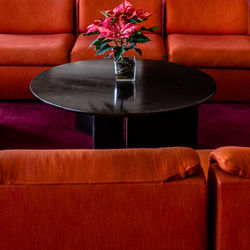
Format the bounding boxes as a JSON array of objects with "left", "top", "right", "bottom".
[{"left": 30, "top": 59, "right": 216, "bottom": 117}]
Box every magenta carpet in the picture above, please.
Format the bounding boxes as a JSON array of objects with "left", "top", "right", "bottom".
[{"left": 0, "top": 101, "right": 249, "bottom": 150}]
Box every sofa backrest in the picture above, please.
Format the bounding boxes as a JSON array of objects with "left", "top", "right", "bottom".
[
  {"left": 0, "top": 0, "right": 74, "bottom": 34},
  {"left": 166, "top": 0, "right": 249, "bottom": 35},
  {"left": 78, "top": 0, "right": 163, "bottom": 34},
  {"left": 0, "top": 148, "right": 207, "bottom": 250},
  {"left": 0, "top": 147, "right": 201, "bottom": 184}
]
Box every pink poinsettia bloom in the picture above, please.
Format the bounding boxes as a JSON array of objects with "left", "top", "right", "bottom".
[
  {"left": 98, "top": 16, "right": 138, "bottom": 39},
  {"left": 86, "top": 20, "right": 102, "bottom": 33},
  {"left": 101, "top": 2, "right": 152, "bottom": 21},
  {"left": 119, "top": 22, "right": 138, "bottom": 38},
  {"left": 104, "top": 9, "right": 114, "bottom": 16},
  {"left": 134, "top": 9, "right": 152, "bottom": 20},
  {"left": 113, "top": 1, "right": 134, "bottom": 16}
]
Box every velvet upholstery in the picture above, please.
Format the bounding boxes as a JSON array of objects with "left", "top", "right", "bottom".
[
  {"left": 0, "top": 147, "right": 200, "bottom": 184},
  {"left": 0, "top": 0, "right": 75, "bottom": 99},
  {"left": 0, "top": 0, "right": 74, "bottom": 33},
  {"left": 0, "top": 148, "right": 207, "bottom": 250},
  {"left": 167, "top": 33, "right": 250, "bottom": 102},
  {"left": 70, "top": 34, "right": 166, "bottom": 62},
  {"left": 208, "top": 161, "right": 250, "bottom": 250},
  {"left": 78, "top": 0, "right": 162, "bottom": 34},
  {"left": 0, "top": 34, "right": 75, "bottom": 66},
  {"left": 0, "top": 66, "right": 51, "bottom": 99},
  {"left": 167, "top": 34, "right": 250, "bottom": 68},
  {"left": 166, "top": 0, "right": 249, "bottom": 35},
  {"left": 210, "top": 146, "right": 250, "bottom": 177}
]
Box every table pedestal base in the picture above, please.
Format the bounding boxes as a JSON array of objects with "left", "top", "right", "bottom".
[
  {"left": 76, "top": 113, "right": 124, "bottom": 149},
  {"left": 76, "top": 106, "right": 198, "bottom": 149},
  {"left": 93, "top": 116, "right": 124, "bottom": 149},
  {"left": 126, "top": 106, "right": 198, "bottom": 148}
]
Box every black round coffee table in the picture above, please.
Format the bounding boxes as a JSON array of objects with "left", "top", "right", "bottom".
[{"left": 30, "top": 59, "right": 216, "bottom": 149}]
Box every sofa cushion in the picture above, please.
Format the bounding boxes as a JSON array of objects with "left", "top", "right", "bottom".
[
  {"left": 167, "top": 34, "right": 250, "bottom": 68},
  {"left": 166, "top": 0, "right": 249, "bottom": 35},
  {"left": 71, "top": 34, "right": 166, "bottom": 62},
  {"left": 209, "top": 146, "right": 250, "bottom": 177},
  {"left": 0, "top": 0, "right": 74, "bottom": 33},
  {"left": 0, "top": 66, "right": 51, "bottom": 99},
  {"left": 78, "top": 0, "right": 163, "bottom": 34},
  {"left": 0, "top": 34, "right": 75, "bottom": 66},
  {"left": 0, "top": 147, "right": 200, "bottom": 184}
]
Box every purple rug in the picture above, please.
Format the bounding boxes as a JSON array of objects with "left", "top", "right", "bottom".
[{"left": 0, "top": 101, "right": 249, "bottom": 150}]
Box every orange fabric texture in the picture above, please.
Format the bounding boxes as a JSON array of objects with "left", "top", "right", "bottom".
[
  {"left": 166, "top": 0, "right": 249, "bottom": 34},
  {"left": 0, "top": 147, "right": 200, "bottom": 184},
  {"left": 78, "top": 0, "right": 162, "bottom": 34},
  {"left": 197, "top": 150, "right": 212, "bottom": 180},
  {"left": 0, "top": 174, "right": 207, "bottom": 250},
  {"left": 0, "top": 0, "right": 74, "bottom": 33},
  {"left": 0, "top": 34, "right": 75, "bottom": 66},
  {"left": 70, "top": 34, "right": 166, "bottom": 62},
  {"left": 199, "top": 68, "right": 250, "bottom": 102},
  {"left": 208, "top": 165, "right": 250, "bottom": 250},
  {"left": 0, "top": 66, "right": 50, "bottom": 99},
  {"left": 167, "top": 34, "right": 250, "bottom": 68},
  {"left": 209, "top": 146, "right": 250, "bottom": 177}
]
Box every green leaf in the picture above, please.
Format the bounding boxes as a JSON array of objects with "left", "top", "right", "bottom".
[
  {"left": 105, "top": 53, "right": 112, "bottom": 59},
  {"left": 96, "top": 39, "right": 111, "bottom": 50},
  {"left": 151, "top": 26, "right": 159, "bottom": 32},
  {"left": 128, "top": 18, "right": 138, "bottom": 24},
  {"left": 135, "top": 48, "right": 142, "bottom": 56},
  {"left": 96, "top": 44, "right": 113, "bottom": 55},
  {"left": 140, "top": 26, "right": 159, "bottom": 33},
  {"left": 83, "top": 31, "right": 99, "bottom": 36},
  {"left": 126, "top": 42, "right": 136, "bottom": 50},
  {"left": 89, "top": 37, "right": 105, "bottom": 48},
  {"left": 131, "top": 34, "right": 151, "bottom": 43},
  {"left": 99, "top": 10, "right": 110, "bottom": 17},
  {"left": 110, "top": 18, "right": 117, "bottom": 24},
  {"left": 114, "top": 46, "right": 126, "bottom": 61}
]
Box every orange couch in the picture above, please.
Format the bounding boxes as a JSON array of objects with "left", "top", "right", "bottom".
[
  {"left": 0, "top": 0, "right": 75, "bottom": 99},
  {"left": 1, "top": 146, "right": 250, "bottom": 250},
  {"left": 0, "top": 147, "right": 207, "bottom": 250},
  {"left": 1, "top": 0, "right": 250, "bottom": 102},
  {"left": 166, "top": 0, "right": 250, "bottom": 102}
]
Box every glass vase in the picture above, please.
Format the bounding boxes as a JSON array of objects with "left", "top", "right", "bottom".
[{"left": 114, "top": 56, "right": 136, "bottom": 82}]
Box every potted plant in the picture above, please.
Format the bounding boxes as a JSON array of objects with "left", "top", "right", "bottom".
[{"left": 84, "top": 1, "right": 158, "bottom": 81}]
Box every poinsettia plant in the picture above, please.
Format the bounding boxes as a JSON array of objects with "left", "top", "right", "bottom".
[{"left": 84, "top": 1, "right": 158, "bottom": 61}]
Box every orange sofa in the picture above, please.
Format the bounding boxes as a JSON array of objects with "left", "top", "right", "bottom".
[
  {"left": 1, "top": 0, "right": 250, "bottom": 102},
  {"left": 0, "top": 0, "right": 75, "bottom": 99},
  {"left": 166, "top": 0, "right": 250, "bottom": 102},
  {"left": 0, "top": 147, "right": 207, "bottom": 250},
  {"left": 0, "top": 146, "right": 250, "bottom": 250}
]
